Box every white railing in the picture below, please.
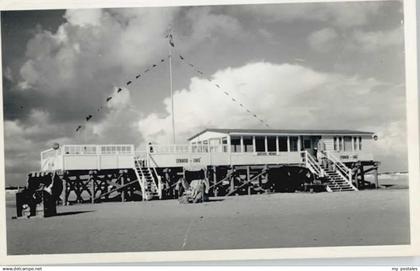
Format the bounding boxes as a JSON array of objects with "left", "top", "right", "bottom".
[
  {"left": 133, "top": 158, "right": 147, "bottom": 200},
  {"left": 60, "top": 144, "right": 134, "bottom": 155},
  {"left": 41, "top": 148, "right": 59, "bottom": 159},
  {"left": 326, "top": 151, "right": 358, "bottom": 190},
  {"left": 148, "top": 143, "right": 229, "bottom": 154},
  {"left": 303, "top": 151, "right": 324, "bottom": 177}
]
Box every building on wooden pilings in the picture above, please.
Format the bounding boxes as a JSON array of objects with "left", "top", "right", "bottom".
[{"left": 33, "top": 128, "right": 380, "bottom": 204}]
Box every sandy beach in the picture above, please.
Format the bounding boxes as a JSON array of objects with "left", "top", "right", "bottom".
[{"left": 5, "top": 189, "right": 410, "bottom": 255}]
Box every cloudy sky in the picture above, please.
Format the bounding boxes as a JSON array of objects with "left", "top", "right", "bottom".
[{"left": 1, "top": 1, "right": 406, "bottom": 186}]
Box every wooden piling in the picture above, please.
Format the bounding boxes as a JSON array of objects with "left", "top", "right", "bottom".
[
  {"left": 62, "top": 177, "right": 67, "bottom": 206},
  {"left": 213, "top": 166, "right": 217, "bottom": 197},
  {"left": 91, "top": 175, "right": 95, "bottom": 204},
  {"left": 121, "top": 174, "right": 125, "bottom": 202},
  {"left": 247, "top": 166, "right": 251, "bottom": 195}
]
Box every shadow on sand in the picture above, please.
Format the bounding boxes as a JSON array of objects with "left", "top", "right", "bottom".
[
  {"left": 206, "top": 198, "right": 225, "bottom": 202},
  {"left": 54, "top": 210, "right": 95, "bottom": 217}
]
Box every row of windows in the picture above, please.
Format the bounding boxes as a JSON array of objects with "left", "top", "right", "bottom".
[
  {"left": 333, "top": 137, "right": 362, "bottom": 151},
  {"left": 63, "top": 145, "right": 133, "bottom": 155},
  {"left": 230, "top": 136, "right": 299, "bottom": 153}
]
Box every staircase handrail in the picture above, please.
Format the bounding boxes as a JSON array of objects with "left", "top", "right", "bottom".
[
  {"left": 326, "top": 151, "right": 357, "bottom": 190},
  {"left": 146, "top": 152, "right": 163, "bottom": 199},
  {"left": 133, "top": 158, "right": 147, "bottom": 199},
  {"left": 303, "top": 151, "right": 325, "bottom": 177}
]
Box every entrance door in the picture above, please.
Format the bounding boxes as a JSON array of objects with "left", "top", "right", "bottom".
[{"left": 301, "top": 136, "right": 321, "bottom": 157}]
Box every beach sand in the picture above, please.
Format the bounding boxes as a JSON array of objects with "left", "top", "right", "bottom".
[{"left": 5, "top": 189, "right": 410, "bottom": 255}]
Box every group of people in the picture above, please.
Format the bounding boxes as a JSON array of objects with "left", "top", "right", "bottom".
[{"left": 162, "top": 169, "right": 210, "bottom": 204}]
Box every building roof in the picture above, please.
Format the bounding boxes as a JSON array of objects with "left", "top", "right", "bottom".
[{"left": 188, "top": 128, "right": 374, "bottom": 141}]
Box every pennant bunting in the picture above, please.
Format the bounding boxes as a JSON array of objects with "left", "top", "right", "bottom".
[
  {"left": 126, "top": 81, "right": 132, "bottom": 85},
  {"left": 117, "top": 88, "right": 122, "bottom": 93},
  {"left": 106, "top": 97, "right": 112, "bottom": 102},
  {"left": 169, "top": 34, "right": 175, "bottom": 47},
  {"left": 86, "top": 115, "right": 92, "bottom": 121}
]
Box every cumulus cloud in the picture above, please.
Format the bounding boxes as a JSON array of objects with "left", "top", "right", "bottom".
[
  {"left": 2, "top": 5, "right": 407, "bottom": 186},
  {"left": 137, "top": 62, "right": 406, "bottom": 171}
]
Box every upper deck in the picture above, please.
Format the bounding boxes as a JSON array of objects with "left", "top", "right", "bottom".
[{"left": 40, "top": 129, "right": 376, "bottom": 171}]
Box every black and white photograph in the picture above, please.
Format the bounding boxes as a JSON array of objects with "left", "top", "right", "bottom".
[{"left": 0, "top": 0, "right": 419, "bottom": 264}]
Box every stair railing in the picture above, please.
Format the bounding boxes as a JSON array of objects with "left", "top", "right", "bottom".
[
  {"left": 326, "top": 151, "right": 358, "bottom": 191},
  {"left": 303, "top": 151, "right": 325, "bottom": 178},
  {"left": 134, "top": 158, "right": 147, "bottom": 200},
  {"left": 147, "top": 152, "right": 163, "bottom": 199}
]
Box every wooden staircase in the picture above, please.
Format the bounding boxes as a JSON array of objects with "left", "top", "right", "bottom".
[
  {"left": 304, "top": 151, "right": 357, "bottom": 192},
  {"left": 320, "top": 164, "right": 357, "bottom": 192},
  {"left": 134, "top": 157, "right": 161, "bottom": 200}
]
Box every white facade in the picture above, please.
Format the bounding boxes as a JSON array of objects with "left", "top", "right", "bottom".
[
  {"left": 41, "top": 144, "right": 135, "bottom": 171},
  {"left": 39, "top": 129, "right": 376, "bottom": 171}
]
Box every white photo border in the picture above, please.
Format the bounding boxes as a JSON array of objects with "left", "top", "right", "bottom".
[{"left": 0, "top": 0, "right": 418, "bottom": 265}]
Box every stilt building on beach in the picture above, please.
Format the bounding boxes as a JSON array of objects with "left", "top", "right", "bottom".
[{"left": 34, "top": 128, "right": 380, "bottom": 204}]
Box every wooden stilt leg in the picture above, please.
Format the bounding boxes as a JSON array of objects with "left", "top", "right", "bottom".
[
  {"left": 230, "top": 168, "right": 235, "bottom": 195},
  {"left": 62, "top": 177, "right": 67, "bottom": 206},
  {"left": 213, "top": 166, "right": 217, "bottom": 197},
  {"left": 247, "top": 166, "right": 251, "bottom": 195},
  {"left": 121, "top": 174, "right": 125, "bottom": 202},
  {"left": 91, "top": 176, "right": 95, "bottom": 204}
]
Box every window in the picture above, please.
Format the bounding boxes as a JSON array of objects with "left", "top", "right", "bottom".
[
  {"left": 359, "top": 137, "right": 362, "bottom": 150},
  {"left": 303, "top": 139, "right": 311, "bottom": 149},
  {"left": 255, "top": 136, "right": 266, "bottom": 152},
  {"left": 278, "top": 137, "right": 288, "bottom": 152},
  {"left": 290, "top": 137, "right": 298, "bottom": 152},
  {"left": 267, "top": 136, "right": 277, "bottom": 152},
  {"left": 230, "top": 136, "right": 241, "bottom": 152},
  {"left": 243, "top": 136, "right": 254, "bottom": 152},
  {"left": 338, "top": 137, "right": 343, "bottom": 151},
  {"left": 334, "top": 137, "right": 337, "bottom": 151},
  {"left": 344, "top": 136, "right": 352, "bottom": 151},
  {"left": 353, "top": 137, "right": 358, "bottom": 151}
]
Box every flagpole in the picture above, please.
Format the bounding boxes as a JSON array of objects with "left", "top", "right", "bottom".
[{"left": 169, "top": 32, "right": 176, "bottom": 145}]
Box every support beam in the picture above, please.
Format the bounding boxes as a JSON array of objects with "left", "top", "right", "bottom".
[
  {"left": 213, "top": 166, "right": 217, "bottom": 197},
  {"left": 121, "top": 175, "right": 125, "bottom": 202},
  {"left": 240, "top": 136, "right": 244, "bottom": 153},
  {"left": 264, "top": 136, "right": 268, "bottom": 153},
  {"left": 91, "top": 176, "right": 95, "bottom": 204},
  {"left": 62, "top": 177, "right": 67, "bottom": 206},
  {"left": 247, "top": 166, "right": 251, "bottom": 195},
  {"left": 226, "top": 169, "right": 267, "bottom": 196},
  {"left": 287, "top": 136, "right": 291, "bottom": 152},
  {"left": 252, "top": 136, "right": 256, "bottom": 154}
]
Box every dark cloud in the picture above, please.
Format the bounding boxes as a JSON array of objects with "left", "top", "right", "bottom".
[{"left": 1, "top": 3, "right": 407, "bottom": 186}]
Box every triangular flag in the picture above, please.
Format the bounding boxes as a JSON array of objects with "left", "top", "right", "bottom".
[{"left": 169, "top": 34, "right": 175, "bottom": 47}]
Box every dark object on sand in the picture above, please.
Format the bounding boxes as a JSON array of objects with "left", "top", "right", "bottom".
[{"left": 15, "top": 172, "right": 63, "bottom": 218}]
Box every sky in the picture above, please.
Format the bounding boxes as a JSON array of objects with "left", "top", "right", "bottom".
[{"left": 1, "top": 1, "right": 406, "bottom": 186}]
